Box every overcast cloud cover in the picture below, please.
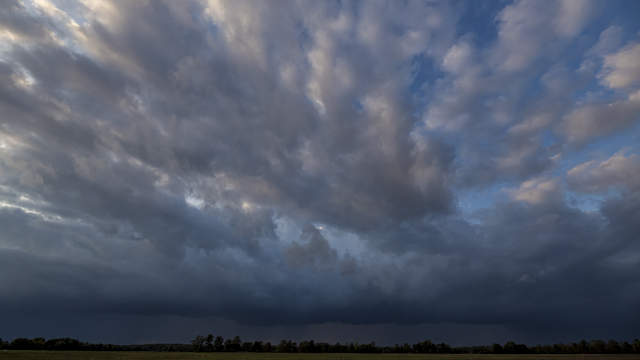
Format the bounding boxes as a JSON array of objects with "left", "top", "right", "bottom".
[{"left": 1, "top": 0, "right": 640, "bottom": 345}]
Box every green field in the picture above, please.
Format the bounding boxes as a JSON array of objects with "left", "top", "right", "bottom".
[{"left": 2, "top": 352, "right": 640, "bottom": 360}]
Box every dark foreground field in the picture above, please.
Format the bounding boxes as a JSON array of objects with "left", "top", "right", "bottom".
[{"left": 3, "top": 352, "right": 640, "bottom": 360}]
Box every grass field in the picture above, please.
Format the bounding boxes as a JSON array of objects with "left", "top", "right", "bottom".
[{"left": 2, "top": 352, "right": 640, "bottom": 360}]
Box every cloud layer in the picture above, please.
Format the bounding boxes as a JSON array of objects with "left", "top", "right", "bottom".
[{"left": 1, "top": 0, "right": 640, "bottom": 344}]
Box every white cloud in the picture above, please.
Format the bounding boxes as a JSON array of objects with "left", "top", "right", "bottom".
[
  {"left": 600, "top": 42, "right": 640, "bottom": 90},
  {"left": 442, "top": 41, "right": 473, "bottom": 74},
  {"left": 507, "top": 114, "right": 552, "bottom": 137},
  {"left": 493, "top": 0, "right": 593, "bottom": 72},
  {"left": 587, "top": 26, "right": 623, "bottom": 57},
  {"left": 185, "top": 194, "right": 205, "bottom": 210},
  {"left": 567, "top": 150, "right": 640, "bottom": 193},
  {"left": 553, "top": 0, "right": 594, "bottom": 37},
  {"left": 508, "top": 177, "right": 560, "bottom": 205}
]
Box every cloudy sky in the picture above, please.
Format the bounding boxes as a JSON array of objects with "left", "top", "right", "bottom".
[{"left": 1, "top": 0, "right": 640, "bottom": 346}]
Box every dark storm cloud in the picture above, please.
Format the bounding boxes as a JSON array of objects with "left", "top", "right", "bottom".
[{"left": 1, "top": 0, "right": 639, "bottom": 345}]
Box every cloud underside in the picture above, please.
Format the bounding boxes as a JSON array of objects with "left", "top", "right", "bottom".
[{"left": 1, "top": 0, "right": 640, "bottom": 343}]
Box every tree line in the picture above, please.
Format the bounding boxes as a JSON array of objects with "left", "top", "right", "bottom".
[
  {"left": 2, "top": 336, "right": 640, "bottom": 354},
  {"left": 0, "top": 338, "right": 191, "bottom": 352}
]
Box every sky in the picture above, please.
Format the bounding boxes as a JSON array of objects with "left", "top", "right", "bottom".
[{"left": 1, "top": 0, "right": 640, "bottom": 346}]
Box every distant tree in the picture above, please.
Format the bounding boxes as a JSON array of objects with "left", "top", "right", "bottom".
[
  {"left": 224, "top": 336, "right": 241, "bottom": 352},
  {"left": 277, "top": 339, "right": 296, "bottom": 352},
  {"left": 299, "top": 340, "right": 315, "bottom": 353},
  {"left": 503, "top": 341, "right": 516, "bottom": 353},
  {"left": 578, "top": 339, "right": 589, "bottom": 353},
  {"left": 316, "top": 342, "right": 330, "bottom": 352},
  {"left": 11, "top": 338, "right": 34, "bottom": 350},
  {"left": 44, "top": 338, "right": 81, "bottom": 350},
  {"left": 233, "top": 336, "right": 242, "bottom": 351},
  {"left": 214, "top": 336, "right": 224, "bottom": 351},
  {"left": 205, "top": 334, "right": 214, "bottom": 352},
  {"left": 191, "top": 335, "right": 205, "bottom": 352},
  {"left": 251, "top": 341, "right": 264, "bottom": 352},
  {"left": 277, "top": 340, "right": 287, "bottom": 352},
  {"left": 470, "top": 345, "right": 490, "bottom": 354},
  {"left": 590, "top": 339, "right": 606, "bottom": 353},
  {"left": 31, "top": 337, "right": 45, "bottom": 349},
  {"left": 552, "top": 343, "right": 563, "bottom": 353},
  {"left": 606, "top": 340, "right": 621, "bottom": 353},
  {"left": 44, "top": 338, "right": 82, "bottom": 350},
  {"left": 501, "top": 341, "right": 528, "bottom": 354},
  {"left": 360, "top": 342, "right": 378, "bottom": 353},
  {"left": 436, "top": 342, "right": 451, "bottom": 353},
  {"left": 517, "top": 343, "right": 529, "bottom": 353}
]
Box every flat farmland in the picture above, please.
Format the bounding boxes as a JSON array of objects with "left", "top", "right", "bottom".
[{"left": 2, "top": 352, "right": 640, "bottom": 360}]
